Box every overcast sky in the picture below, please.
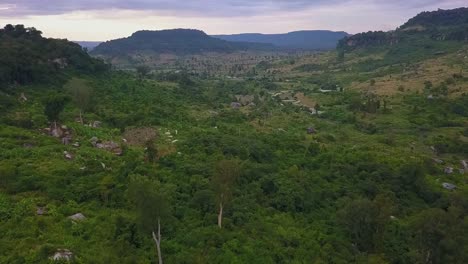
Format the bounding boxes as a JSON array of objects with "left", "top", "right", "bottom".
[{"left": 0, "top": 0, "right": 466, "bottom": 41}]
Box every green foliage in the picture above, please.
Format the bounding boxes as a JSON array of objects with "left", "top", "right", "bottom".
[
  {"left": 128, "top": 176, "right": 170, "bottom": 233},
  {"left": 43, "top": 94, "right": 70, "bottom": 122}
]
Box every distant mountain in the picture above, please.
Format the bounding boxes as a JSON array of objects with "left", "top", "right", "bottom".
[
  {"left": 74, "top": 41, "right": 102, "bottom": 50},
  {"left": 338, "top": 7, "right": 468, "bottom": 50},
  {"left": 91, "top": 29, "right": 275, "bottom": 56},
  {"left": 213, "top": 30, "right": 350, "bottom": 50}
]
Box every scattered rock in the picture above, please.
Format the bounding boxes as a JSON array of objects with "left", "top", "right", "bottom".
[
  {"left": 231, "top": 102, "right": 241, "bottom": 109},
  {"left": 63, "top": 151, "right": 73, "bottom": 160},
  {"left": 307, "top": 127, "right": 317, "bottom": 134},
  {"left": 52, "top": 58, "right": 68, "bottom": 69},
  {"left": 92, "top": 121, "right": 102, "bottom": 128},
  {"left": 50, "top": 126, "right": 64, "bottom": 138},
  {"left": 95, "top": 141, "right": 122, "bottom": 155},
  {"left": 432, "top": 158, "right": 444, "bottom": 164},
  {"left": 442, "top": 182, "right": 457, "bottom": 191},
  {"left": 444, "top": 167, "right": 454, "bottom": 174},
  {"left": 51, "top": 249, "right": 73, "bottom": 261},
  {"left": 461, "top": 160, "right": 468, "bottom": 171},
  {"left": 72, "top": 142, "right": 80, "bottom": 147},
  {"left": 235, "top": 95, "right": 255, "bottom": 106},
  {"left": 36, "top": 206, "right": 47, "bottom": 216},
  {"left": 62, "top": 136, "right": 72, "bottom": 145},
  {"left": 19, "top": 92, "right": 28, "bottom": 102},
  {"left": 68, "top": 213, "right": 86, "bottom": 222},
  {"left": 23, "top": 143, "right": 35, "bottom": 148},
  {"left": 208, "top": 110, "right": 219, "bottom": 116},
  {"left": 89, "top": 137, "right": 99, "bottom": 147}
]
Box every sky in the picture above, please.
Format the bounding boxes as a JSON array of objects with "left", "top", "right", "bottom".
[{"left": 0, "top": 0, "right": 466, "bottom": 41}]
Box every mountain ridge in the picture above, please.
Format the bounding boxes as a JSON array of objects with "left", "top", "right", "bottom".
[
  {"left": 338, "top": 7, "right": 468, "bottom": 50},
  {"left": 213, "top": 30, "right": 350, "bottom": 50},
  {"left": 91, "top": 29, "right": 276, "bottom": 56}
]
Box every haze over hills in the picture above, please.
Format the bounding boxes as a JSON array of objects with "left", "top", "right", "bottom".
[
  {"left": 89, "top": 29, "right": 350, "bottom": 55},
  {"left": 213, "top": 30, "right": 350, "bottom": 50},
  {"left": 74, "top": 41, "right": 102, "bottom": 50}
]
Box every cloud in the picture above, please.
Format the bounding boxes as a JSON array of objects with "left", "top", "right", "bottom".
[
  {"left": 1, "top": 0, "right": 338, "bottom": 17},
  {"left": 4, "top": 0, "right": 463, "bottom": 17}
]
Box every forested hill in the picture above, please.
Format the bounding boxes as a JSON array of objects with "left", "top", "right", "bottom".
[
  {"left": 91, "top": 29, "right": 275, "bottom": 56},
  {"left": 400, "top": 7, "right": 468, "bottom": 29},
  {"left": 0, "top": 24, "right": 107, "bottom": 86},
  {"left": 213, "top": 30, "right": 350, "bottom": 50},
  {"left": 338, "top": 7, "right": 468, "bottom": 50}
]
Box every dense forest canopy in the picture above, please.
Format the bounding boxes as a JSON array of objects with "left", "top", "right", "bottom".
[{"left": 0, "top": 7, "right": 468, "bottom": 264}]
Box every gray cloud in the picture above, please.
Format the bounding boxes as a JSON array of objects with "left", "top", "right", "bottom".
[
  {"left": 1, "top": 0, "right": 460, "bottom": 17},
  {"left": 0, "top": 0, "right": 335, "bottom": 17}
]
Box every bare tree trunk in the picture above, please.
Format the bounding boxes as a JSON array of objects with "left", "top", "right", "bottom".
[
  {"left": 218, "top": 202, "right": 223, "bottom": 228},
  {"left": 152, "top": 219, "right": 163, "bottom": 264},
  {"left": 79, "top": 110, "right": 83, "bottom": 125}
]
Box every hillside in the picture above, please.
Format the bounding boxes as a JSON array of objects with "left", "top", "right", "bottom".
[
  {"left": 91, "top": 29, "right": 275, "bottom": 56},
  {"left": 213, "top": 30, "right": 349, "bottom": 50},
  {"left": 0, "top": 24, "right": 107, "bottom": 86},
  {"left": 338, "top": 7, "right": 468, "bottom": 51}
]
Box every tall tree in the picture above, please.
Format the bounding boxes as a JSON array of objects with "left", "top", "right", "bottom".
[
  {"left": 128, "top": 177, "right": 169, "bottom": 264},
  {"left": 67, "top": 78, "right": 93, "bottom": 124},
  {"left": 43, "top": 94, "right": 69, "bottom": 128},
  {"left": 212, "top": 159, "right": 241, "bottom": 228},
  {"left": 338, "top": 198, "right": 379, "bottom": 252},
  {"left": 144, "top": 139, "right": 159, "bottom": 162},
  {"left": 136, "top": 65, "right": 151, "bottom": 80}
]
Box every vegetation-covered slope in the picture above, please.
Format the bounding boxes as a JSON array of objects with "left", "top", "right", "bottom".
[
  {"left": 338, "top": 7, "right": 468, "bottom": 51},
  {"left": 0, "top": 24, "right": 107, "bottom": 86}
]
